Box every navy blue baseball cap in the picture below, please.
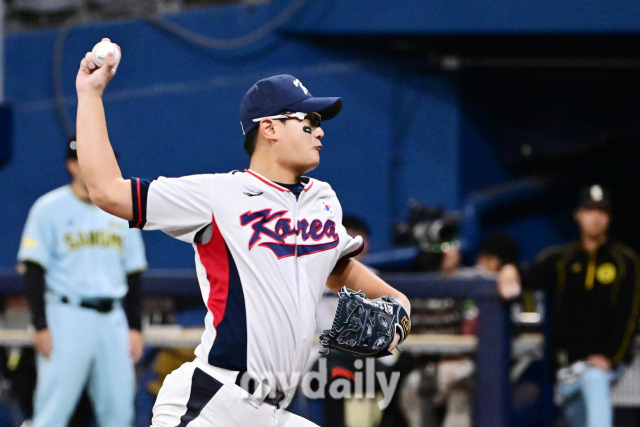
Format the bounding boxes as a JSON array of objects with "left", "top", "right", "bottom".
[{"left": 240, "top": 74, "right": 342, "bottom": 135}]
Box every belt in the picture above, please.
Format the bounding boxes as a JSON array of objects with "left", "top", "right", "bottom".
[
  {"left": 60, "top": 296, "right": 119, "bottom": 313},
  {"left": 235, "top": 374, "right": 285, "bottom": 408}
]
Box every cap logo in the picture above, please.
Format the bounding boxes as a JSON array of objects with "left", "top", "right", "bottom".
[
  {"left": 293, "top": 79, "right": 309, "bottom": 95},
  {"left": 590, "top": 185, "right": 603, "bottom": 202}
]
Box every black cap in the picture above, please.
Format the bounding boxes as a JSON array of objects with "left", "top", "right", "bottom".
[
  {"left": 66, "top": 137, "right": 118, "bottom": 160},
  {"left": 577, "top": 184, "right": 612, "bottom": 213},
  {"left": 342, "top": 215, "right": 370, "bottom": 237},
  {"left": 477, "top": 232, "right": 521, "bottom": 266},
  {"left": 65, "top": 137, "right": 78, "bottom": 159}
]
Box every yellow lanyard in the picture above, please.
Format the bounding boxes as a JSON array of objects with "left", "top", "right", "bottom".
[{"left": 585, "top": 253, "right": 596, "bottom": 290}]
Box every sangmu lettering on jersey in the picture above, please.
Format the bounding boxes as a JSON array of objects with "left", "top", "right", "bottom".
[{"left": 65, "top": 231, "right": 123, "bottom": 250}]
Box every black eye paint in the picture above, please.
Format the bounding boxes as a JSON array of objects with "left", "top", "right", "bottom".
[{"left": 303, "top": 126, "right": 312, "bottom": 134}]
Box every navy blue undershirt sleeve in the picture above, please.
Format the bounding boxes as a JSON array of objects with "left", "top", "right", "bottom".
[{"left": 129, "top": 178, "right": 152, "bottom": 229}]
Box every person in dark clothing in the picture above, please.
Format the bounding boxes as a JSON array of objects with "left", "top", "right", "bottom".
[{"left": 499, "top": 184, "right": 640, "bottom": 427}]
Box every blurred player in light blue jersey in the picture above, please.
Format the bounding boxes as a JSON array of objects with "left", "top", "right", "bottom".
[{"left": 17, "top": 138, "right": 147, "bottom": 427}]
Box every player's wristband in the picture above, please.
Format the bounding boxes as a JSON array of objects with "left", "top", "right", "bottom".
[{"left": 394, "top": 304, "right": 411, "bottom": 344}]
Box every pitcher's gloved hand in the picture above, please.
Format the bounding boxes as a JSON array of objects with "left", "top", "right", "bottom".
[{"left": 319, "top": 287, "right": 411, "bottom": 357}]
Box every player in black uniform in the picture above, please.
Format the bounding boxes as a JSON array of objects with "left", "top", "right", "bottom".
[{"left": 499, "top": 184, "right": 640, "bottom": 427}]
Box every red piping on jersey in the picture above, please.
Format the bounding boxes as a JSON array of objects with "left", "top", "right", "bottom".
[
  {"left": 245, "top": 169, "right": 290, "bottom": 192},
  {"left": 134, "top": 178, "right": 143, "bottom": 228},
  {"left": 303, "top": 180, "right": 314, "bottom": 191},
  {"left": 196, "top": 214, "right": 230, "bottom": 329},
  {"left": 340, "top": 241, "right": 365, "bottom": 261}
]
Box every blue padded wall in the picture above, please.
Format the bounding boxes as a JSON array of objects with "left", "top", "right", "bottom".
[
  {"left": 0, "top": 2, "right": 463, "bottom": 268},
  {"left": 3, "top": 0, "right": 640, "bottom": 269}
]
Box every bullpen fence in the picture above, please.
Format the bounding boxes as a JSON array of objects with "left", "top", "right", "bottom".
[{"left": 0, "top": 269, "right": 519, "bottom": 426}]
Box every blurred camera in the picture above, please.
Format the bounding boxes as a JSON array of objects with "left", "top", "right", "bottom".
[{"left": 393, "top": 200, "right": 461, "bottom": 253}]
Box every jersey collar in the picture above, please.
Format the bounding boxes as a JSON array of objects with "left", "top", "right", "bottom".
[
  {"left": 68, "top": 184, "right": 93, "bottom": 205},
  {"left": 244, "top": 169, "right": 314, "bottom": 193}
]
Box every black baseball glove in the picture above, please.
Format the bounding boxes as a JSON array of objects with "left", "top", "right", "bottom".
[{"left": 319, "top": 287, "right": 411, "bottom": 357}]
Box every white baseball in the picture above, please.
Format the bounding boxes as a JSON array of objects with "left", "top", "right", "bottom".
[{"left": 91, "top": 41, "right": 121, "bottom": 67}]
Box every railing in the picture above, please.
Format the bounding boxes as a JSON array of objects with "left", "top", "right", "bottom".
[
  {"left": 0, "top": 269, "right": 512, "bottom": 427},
  {"left": 381, "top": 273, "right": 511, "bottom": 427}
]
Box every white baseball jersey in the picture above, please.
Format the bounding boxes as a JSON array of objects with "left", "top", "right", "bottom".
[{"left": 130, "top": 169, "right": 362, "bottom": 390}]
